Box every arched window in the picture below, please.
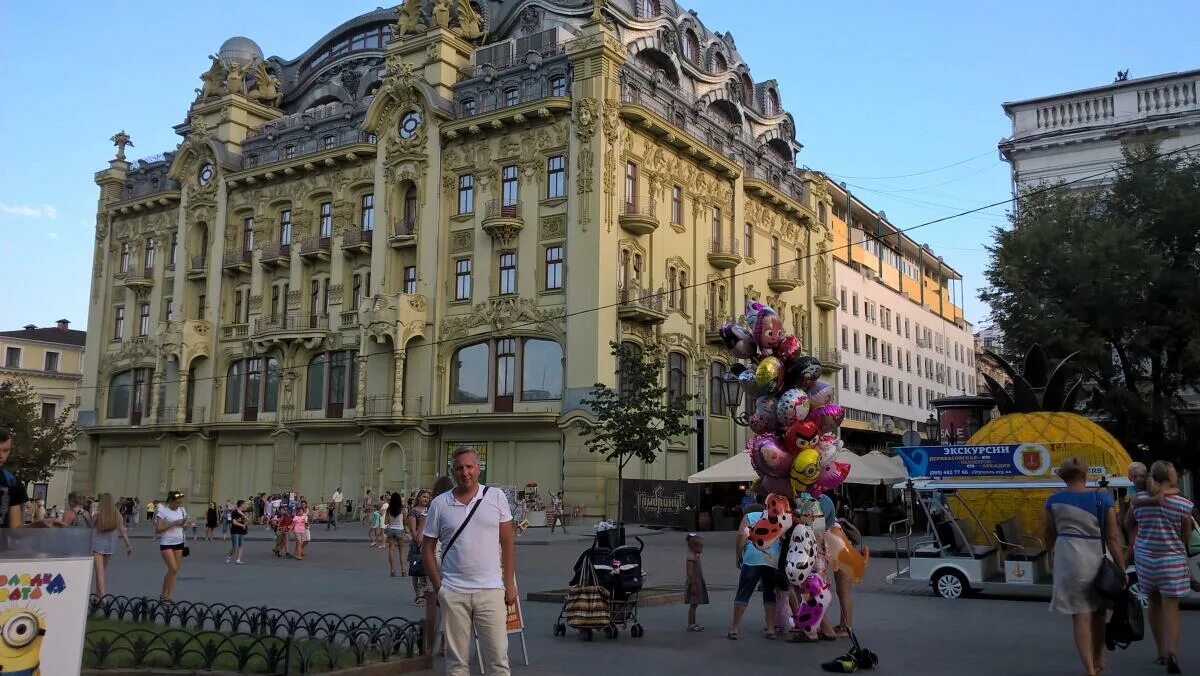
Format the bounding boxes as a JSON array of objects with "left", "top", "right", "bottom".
[
  {"left": 306, "top": 353, "right": 327, "bottom": 410},
  {"left": 741, "top": 74, "right": 754, "bottom": 107},
  {"left": 712, "top": 52, "right": 727, "bottom": 74},
  {"left": 709, "top": 361, "right": 727, "bottom": 415},
  {"left": 618, "top": 341, "right": 642, "bottom": 399},
  {"left": 504, "top": 88, "right": 519, "bottom": 107},
  {"left": 306, "top": 351, "right": 358, "bottom": 416},
  {"left": 461, "top": 98, "right": 476, "bottom": 116},
  {"left": 682, "top": 30, "right": 699, "bottom": 64},
  {"left": 636, "top": 0, "right": 660, "bottom": 18},
  {"left": 521, "top": 339, "right": 562, "bottom": 400},
  {"left": 766, "top": 89, "right": 781, "bottom": 116},
  {"left": 667, "top": 352, "right": 688, "bottom": 404},
  {"left": 450, "top": 342, "right": 489, "bottom": 403},
  {"left": 107, "top": 368, "right": 152, "bottom": 422},
  {"left": 107, "top": 370, "right": 132, "bottom": 419},
  {"left": 818, "top": 202, "right": 827, "bottom": 225},
  {"left": 226, "top": 357, "right": 280, "bottom": 417},
  {"left": 402, "top": 184, "right": 418, "bottom": 230}
]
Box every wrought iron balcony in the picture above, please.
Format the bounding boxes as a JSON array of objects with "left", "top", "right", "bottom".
[
  {"left": 122, "top": 267, "right": 154, "bottom": 293},
  {"left": 617, "top": 284, "right": 668, "bottom": 324},
  {"left": 810, "top": 348, "right": 843, "bottom": 371},
  {"left": 707, "top": 238, "right": 741, "bottom": 270},
  {"left": 223, "top": 249, "right": 252, "bottom": 274},
  {"left": 705, "top": 310, "right": 733, "bottom": 345},
  {"left": 341, "top": 227, "right": 373, "bottom": 254},
  {"left": 389, "top": 218, "right": 417, "bottom": 249},
  {"left": 251, "top": 314, "right": 330, "bottom": 344},
  {"left": 298, "top": 234, "right": 332, "bottom": 262},
  {"left": 260, "top": 242, "right": 291, "bottom": 267},
  {"left": 767, "top": 262, "right": 802, "bottom": 292},
  {"left": 618, "top": 197, "right": 658, "bottom": 236},
  {"left": 481, "top": 200, "right": 522, "bottom": 246}
]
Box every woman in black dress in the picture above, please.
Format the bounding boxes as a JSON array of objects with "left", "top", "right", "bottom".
[{"left": 205, "top": 502, "right": 219, "bottom": 541}]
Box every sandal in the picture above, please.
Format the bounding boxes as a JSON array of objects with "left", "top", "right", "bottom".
[
  {"left": 687, "top": 624, "right": 705, "bottom": 632},
  {"left": 726, "top": 631, "right": 739, "bottom": 640},
  {"left": 414, "top": 597, "right": 426, "bottom": 606}
]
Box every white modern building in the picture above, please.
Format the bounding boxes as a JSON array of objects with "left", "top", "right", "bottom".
[
  {"left": 1000, "top": 69, "right": 1200, "bottom": 190},
  {"left": 825, "top": 180, "right": 977, "bottom": 453}
]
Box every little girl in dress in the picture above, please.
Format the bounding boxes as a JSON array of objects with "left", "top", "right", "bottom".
[{"left": 684, "top": 534, "right": 709, "bottom": 631}]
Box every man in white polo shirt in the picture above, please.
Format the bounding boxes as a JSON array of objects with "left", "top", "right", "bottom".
[{"left": 423, "top": 447, "right": 516, "bottom": 675}]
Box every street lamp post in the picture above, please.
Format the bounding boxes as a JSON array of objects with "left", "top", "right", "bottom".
[
  {"left": 924, "top": 413, "right": 938, "bottom": 443},
  {"left": 722, "top": 374, "right": 747, "bottom": 459}
]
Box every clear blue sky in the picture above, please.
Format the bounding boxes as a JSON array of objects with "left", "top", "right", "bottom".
[{"left": 1, "top": 1, "right": 1197, "bottom": 331}]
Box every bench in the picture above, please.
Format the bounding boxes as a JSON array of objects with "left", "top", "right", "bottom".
[{"left": 994, "top": 518, "right": 1046, "bottom": 561}]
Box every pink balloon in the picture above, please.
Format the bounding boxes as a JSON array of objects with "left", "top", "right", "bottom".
[
  {"left": 806, "top": 403, "right": 845, "bottom": 434},
  {"left": 809, "top": 461, "right": 851, "bottom": 498},
  {"left": 806, "top": 380, "right": 834, "bottom": 407},
  {"left": 776, "top": 334, "right": 801, "bottom": 362},
  {"left": 754, "top": 436, "right": 793, "bottom": 478},
  {"left": 792, "top": 574, "right": 832, "bottom": 635}
]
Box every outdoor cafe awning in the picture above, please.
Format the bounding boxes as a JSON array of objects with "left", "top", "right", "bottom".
[{"left": 687, "top": 452, "right": 755, "bottom": 484}]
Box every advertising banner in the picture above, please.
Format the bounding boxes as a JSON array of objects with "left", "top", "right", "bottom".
[
  {"left": 0, "top": 556, "right": 92, "bottom": 675},
  {"left": 895, "top": 443, "right": 1120, "bottom": 480},
  {"left": 620, "top": 479, "right": 699, "bottom": 528}
]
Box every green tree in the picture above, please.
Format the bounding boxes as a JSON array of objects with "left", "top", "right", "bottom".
[
  {"left": 579, "top": 342, "right": 696, "bottom": 526},
  {"left": 981, "top": 144, "right": 1200, "bottom": 465},
  {"left": 0, "top": 379, "right": 78, "bottom": 483}
]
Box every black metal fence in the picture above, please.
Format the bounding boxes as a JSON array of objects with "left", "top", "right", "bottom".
[{"left": 86, "top": 595, "right": 424, "bottom": 674}]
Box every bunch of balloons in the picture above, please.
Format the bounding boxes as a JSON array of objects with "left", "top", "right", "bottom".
[{"left": 720, "top": 302, "right": 850, "bottom": 500}]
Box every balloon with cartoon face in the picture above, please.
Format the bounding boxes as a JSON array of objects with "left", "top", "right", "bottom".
[
  {"left": 719, "top": 322, "right": 758, "bottom": 359},
  {"left": 784, "top": 420, "right": 821, "bottom": 455},
  {"left": 805, "top": 380, "right": 834, "bottom": 407},
  {"left": 806, "top": 403, "right": 845, "bottom": 434},
  {"left": 749, "top": 433, "right": 793, "bottom": 478},
  {"left": 748, "top": 396, "right": 780, "bottom": 434},
  {"left": 776, "top": 334, "right": 802, "bottom": 363},
  {"left": 785, "top": 355, "right": 823, "bottom": 391},
  {"left": 751, "top": 308, "right": 784, "bottom": 352},
  {"left": 776, "top": 388, "right": 811, "bottom": 428},
  {"left": 788, "top": 447, "right": 822, "bottom": 496},
  {"left": 810, "top": 460, "right": 851, "bottom": 498}
]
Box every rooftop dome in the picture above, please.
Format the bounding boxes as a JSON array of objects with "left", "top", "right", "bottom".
[{"left": 218, "top": 36, "right": 264, "bottom": 67}]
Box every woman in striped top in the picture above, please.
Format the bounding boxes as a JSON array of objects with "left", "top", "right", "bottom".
[{"left": 1131, "top": 461, "right": 1193, "bottom": 674}]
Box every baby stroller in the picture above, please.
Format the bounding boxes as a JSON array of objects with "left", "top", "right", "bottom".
[{"left": 554, "top": 535, "right": 645, "bottom": 640}]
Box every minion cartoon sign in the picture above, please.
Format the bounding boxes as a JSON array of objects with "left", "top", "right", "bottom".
[{"left": 0, "top": 557, "right": 92, "bottom": 675}]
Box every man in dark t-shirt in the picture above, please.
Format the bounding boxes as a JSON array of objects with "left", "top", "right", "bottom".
[{"left": 0, "top": 430, "right": 29, "bottom": 529}]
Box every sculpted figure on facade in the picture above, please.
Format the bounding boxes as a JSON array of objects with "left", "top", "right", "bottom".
[
  {"left": 248, "top": 60, "right": 283, "bottom": 108},
  {"left": 393, "top": 0, "right": 427, "bottom": 37},
  {"left": 110, "top": 130, "right": 134, "bottom": 162},
  {"left": 226, "top": 61, "right": 247, "bottom": 97},
  {"left": 453, "top": 0, "right": 484, "bottom": 39},
  {"left": 574, "top": 98, "right": 599, "bottom": 141},
  {"left": 199, "top": 55, "right": 227, "bottom": 100},
  {"left": 432, "top": 0, "right": 451, "bottom": 28}
]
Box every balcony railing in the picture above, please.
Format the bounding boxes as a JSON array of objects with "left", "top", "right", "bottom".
[
  {"left": 363, "top": 395, "right": 393, "bottom": 416},
  {"left": 340, "top": 310, "right": 358, "bottom": 328},
  {"left": 393, "top": 218, "right": 416, "bottom": 237},
  {"left": 484, "top": 200, "right": 521, "bottom": 220},
  {"left": 260, "top": 242, "right": 291, "bottom": 263},
  {"left": 810, "top": 348, "right": 842, "bottom": 368},
  {"left": 617, "top": 284, "right": 667, "bottom": 323},
  {"left": 223, "top": 249, "right": 252, "bottom": 266},
  {"left": 298, "top": 234, "right": 332, "bottom": 259},
  {"left": 709, "top": 238, "right": 739, "bottom": 257},
  {"left": 123, "top": 267, "right": 154, "bottom": 285},
  {"left": 252, "top": 314, "right": 329, "bottom": 335},
  {"left": 341, "top": 228, "right": 373, "bottom": 250},
  {"left": 156, "top": 406, "right": 205, "bottom": 424},
  {"left": 221, "top": 323, "right": 249, "bottom": 340}
]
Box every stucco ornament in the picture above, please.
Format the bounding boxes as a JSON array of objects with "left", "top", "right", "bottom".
[{"left": 247, "top": 60, "right": 283, "bottom": 107}]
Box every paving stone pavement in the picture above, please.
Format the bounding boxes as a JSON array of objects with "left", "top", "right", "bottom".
[{"left": 103, "top": 524, "right": 1199, "bottom": 675}]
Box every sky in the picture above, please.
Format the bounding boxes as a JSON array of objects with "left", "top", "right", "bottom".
[{"left": 1, "top": 1, "right": 1197, "bottom": 332}]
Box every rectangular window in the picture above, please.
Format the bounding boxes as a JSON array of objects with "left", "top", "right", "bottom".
[
  {"left": 139, "top": 303, "right": 150, "bottom": 336},
  {"left": 505, "top": 88, "right": 519, "bottom": 107},
  {"left": 550, "top": 77, "right": 567, "bottom": 97},
  {"left": 905, "top": 318, "right": 910, "bottom": 338},
  {"left": 854, "top": 368, "right": 861, "bottom": 393},
  {"left": 403, "top": 266, "right": 417, "bottom": 294},
  {"left": 320, "top": 202, "right": 333, "bottom": 239},
  {"left": 310, "top": 280, "right": 320, "bottom": 316},
  {"left": 840, "top": 286, "right": 847, "bottom": 308},
  {"left": 842, "top": 368, "right": 850, "bottom": 389},
  {"left": 501, "top": 165, "right": 518, "bottom": 206},
  {"left": 234, "top": 290, "right": 244, "bottom": 323},
  {"left": 43, "top": 351, "right": 59, "bottom": 372},
  {"left": 711, "top": 207, "right": 722, "bottom": 243},
  {"left": 323, "top": 135, "right": 336, "bottom": 150},
  {"left": 624, "top": 162, "right": 637, "bottom": 207},
  {"left": 499, "top": 252, "right": 517, "bottom": 295},
  {"left": 322, "top": 277, "right": 331, "bottom": 314},
  {"left": 114, "top": 307, "right": 125, "bottom": 339},
  {"left": 770, "top": 236, "right": 779, "bottom": 267},
  {"left": 197, "top": 294, "right": 206, "bottom": 320},
  {"left": 243, "top": 217, "right": 255, "bottom": 251},
  {"left": 852, "top": 293, "right": 859, "bottom": 316},
  {"left": 4, "top": 347, "right": 20, "bottom": 368},
  {"left": 853, "top": 330, "right": 860, "bottom": 354},
  {"left": 170, "top": 232, "right": 178, "bottom": 266},
  {"left": 545, "top": 245, "right": 563, "bottom": 290},
  {"left": 841, "top": 325, "right": 848, "bottom": 350},
  {"left": 352, "top": 274, "right": 362, "bottom": 310},
  {"left": 547, "top": 155, "right": 565, "bottom": 198},
  {"left": 496, "top": 337, "right": 516, "bottom": 400},
  {"left": 458, "top": 175, "right": 474, "bottom": 214},
  {"left": 144, "top": 238, "right": 155, "bottom": 271},
  {"left": 360, "top": 194, "right": 375, "bottom": 231},
  {"left": 455, "top": 258, "right": 472, "bottom": 301},
  {"left": 120, "top": 243, "right": 130, "bottom": 273},
  {"left": 279, "top": 210, "right": 292, "bottom": 245},
  {"left": 41, "top": 402, "right": 56, "bottom": 424},
  {"left": 284, "top": 145, "right": 296, "bottom": 159},
  {"left": 165, "top": 299, "right": 174, "bottom": 322},
  {"left": 671, "top": 186, "right": 682, "bottom": 224},
  {"left": 745, "top": 223, "right": 754, "bottom": 258},
  {"left": 709, "top": 362, "right": 727, "bottom": 416}
]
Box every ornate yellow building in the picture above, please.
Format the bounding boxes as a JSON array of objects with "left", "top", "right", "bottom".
[{"left": 77, "top": 1, "right": 838, "bottom": 518}]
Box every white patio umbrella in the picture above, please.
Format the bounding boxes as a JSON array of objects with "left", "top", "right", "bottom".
[{"left": 687, "top": 451, "right": 756, "bottom": 483}]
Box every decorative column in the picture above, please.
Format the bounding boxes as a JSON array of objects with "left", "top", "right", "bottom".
[
  {"left": 176, "top": 367, "right": 189, "bottom": 424},
  {"left": 357, "top": 353, "right": 369, "bottom": 417},
  {"left": 149, "top": 361, "right": 164, "bottom": 424},
  {"left": 392, "top": 348, "right": 407, "bottom": 416}
]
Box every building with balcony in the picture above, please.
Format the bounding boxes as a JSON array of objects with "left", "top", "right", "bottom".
[
  {"left": 0, "top": 320, "right": 86, "bottom": 508},
  {"left": 824, "top": 180, "right": 976, "bottom": 452},
  {"left": 1000, "top": 69, "right": 1200, "bottom": 190},
  {"left": 76, "top": 1, "right": 839, "bottom": 520}
]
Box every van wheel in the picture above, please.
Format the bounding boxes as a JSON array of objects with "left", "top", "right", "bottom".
[{"left": 932, "top": 569, "right": 969, "bottom": 599}]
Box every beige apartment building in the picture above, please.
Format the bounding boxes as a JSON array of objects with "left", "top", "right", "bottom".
[
  {"left": 76, "top": 1, "right": 840, "bottom": 518},
  {"left": 0, "top": 320, "right": 86, "bottom": 507}
]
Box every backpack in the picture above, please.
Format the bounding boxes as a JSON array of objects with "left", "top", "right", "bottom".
[{"left": 1105, "top": 588, "right": 1144, "bottom": 650}]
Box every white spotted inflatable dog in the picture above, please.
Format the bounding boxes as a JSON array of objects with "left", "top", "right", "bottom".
[{"left": 783, "top": 523, "right": 817, "bottom": 587}]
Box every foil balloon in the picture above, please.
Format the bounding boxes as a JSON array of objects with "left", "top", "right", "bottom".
[
  {"left": 776, "top": 388, "right": 811, "bottom": 428},
  {"left": 810, "top": 461, "right": 851, "bottom": 498},
  {"left": 750, "top": 434, "right": 793, "bottom": 478},
  {"left": 748, "top": 396, "right": 780, "bottom": 434},
  {"left": 748, "top": 494, "right": 794, "bottom": 553},
  {"left": 806, "top": 403, "right": 845, "bottom": 434},
  {"left": 776, "top": 334, "right": 802, "bottom": 363},
  {"left": 806, "top": 380, "right": 834, "bottom": 407},
  {"left": 825, "top": 528, "right": 870, "bottom": 583},
  {"left": 815, "top": 436, "right": 840, "bottom": 466},
  {"left": 747, "top": 304, "right": 783, "bottom": 353},
  {"left": 784, "top": 420, "right": 821, "bottom": 455},
  {"left": 792, "top": 574, "right": 833, "bottom": 635},
  {"left": 788, "top": 447, "right": 821, "bottom": 496},
  {"left": 755, "top": 356, "right": 784, "bottom": 390},
  {"left": 719, "top": 322, "right": 758, "bottom": 359},
  {"left": 786, "top": 355, "right": 823, "bottom": 390},
  {"left": 782, "top": 523, "right": 817, "bottom": 586}
]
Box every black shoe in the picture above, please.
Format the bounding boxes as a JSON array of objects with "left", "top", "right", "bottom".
[{"left": 1167, "top": 654, "right": 1181, "bottom": 674}]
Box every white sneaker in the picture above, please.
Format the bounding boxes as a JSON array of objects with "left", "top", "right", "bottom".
[
  {"left": 235, "top": 560, "right": 244, "bottom": 565},
  {"left": 225, "top": 557, "right": 231, "bottom": 564}
]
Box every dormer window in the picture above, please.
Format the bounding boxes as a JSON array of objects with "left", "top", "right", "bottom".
[
  {"left": 550, "top": 76, "right": 566, "bottom": 97},
  {"left": 504, "top": 88, "right": 519, "bottom": 107},
  {"left": 323, "top": 135, "right": 336, "bottom": 149},
  {"left": 682, "top": 30, "right": 699, "bottom": 64},
  {"left": 462, "top": 98, "right": 477, "bottom": 116},
  {"left": 712, "top": 52, "right": 727, "bottom": 74},
  {"left": 284, "top": 145, "right": 296, "bottom": 160}
]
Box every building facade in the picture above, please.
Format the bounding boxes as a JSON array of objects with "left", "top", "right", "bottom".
[
  {"left": 823, "top": 181, "right": 976, "bottom": 452},
  {"left": 0, "top": 320, "right": 86, "bottom": 506},
  {"left": 1000, "top": 69, "right": 1200, "bottom": 190},
  {"left": 77, "top": 1, "right": 839, "bottom": 518}
]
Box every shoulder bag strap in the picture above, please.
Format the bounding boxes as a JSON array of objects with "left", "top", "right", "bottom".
[
  {"left": 1096, "top": 493, "right": 1108, "bottom": 558},
  {"left": 442, "top": 486, "right": 489, "bottom": 557}
]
